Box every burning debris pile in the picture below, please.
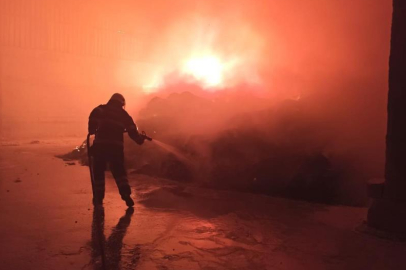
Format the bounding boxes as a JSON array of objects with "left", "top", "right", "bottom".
[
  {"left": 61, "top": 91, "right": 368, "bottom": 206},
  {"left": 132, "top": 91, "right": 368, "bottom": 205}
]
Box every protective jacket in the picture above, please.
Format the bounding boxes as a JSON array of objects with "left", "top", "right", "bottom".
[{"left": 88, "top": 101, "right": 144, "bottom": 146}]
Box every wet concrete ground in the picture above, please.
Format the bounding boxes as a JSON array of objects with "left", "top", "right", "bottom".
[{"left": 1, "top": 139, "right": 406, "bottom": 270}]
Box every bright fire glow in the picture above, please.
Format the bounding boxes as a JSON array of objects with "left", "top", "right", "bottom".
[{"left": 183, "top": 56, "right": 224, "bottom": 87}]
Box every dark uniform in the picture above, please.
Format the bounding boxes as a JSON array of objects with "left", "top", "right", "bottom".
[{"left": 88, "top": 94, "right": 144, "bottom": 206}]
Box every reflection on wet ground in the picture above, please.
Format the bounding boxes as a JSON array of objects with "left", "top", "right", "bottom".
[
  {"left": 1, "top": 142, "right": 406, "bottom": 270},
  {"left": 82, "top": 176, "right": 406, "bottom": 270},
  {"left": 91, "top": 207, "right": 135, "bottom": 270}
]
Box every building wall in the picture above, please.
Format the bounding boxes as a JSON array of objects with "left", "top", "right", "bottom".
[{"left": 0, "top": 0, "right": 146, "bottom": 139}]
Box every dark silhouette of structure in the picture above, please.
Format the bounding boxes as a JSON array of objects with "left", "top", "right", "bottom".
[
  {"left": 91, "top": 207, "right": 134, "bottom": 270},
  {"left": 368, "top": 0, "right": 406, "bottom": 233}
]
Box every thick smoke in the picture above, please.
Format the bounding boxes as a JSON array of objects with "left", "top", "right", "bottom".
[
  {"left": 123, "top": 0, "right": 391, "bottom": 177},
  {"left": 112, "top": 0, "right": 392, "bottom": 205},
  {"left": 2, "top": 0, "right": 392, "bottom": 204}
]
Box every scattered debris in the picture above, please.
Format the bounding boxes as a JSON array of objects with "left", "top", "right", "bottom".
[
  {"left": 1, "top": 143, "right": 20, "bottom": 147},
  {"left": 56, "top": 140, "right": 88, "bottom": 165},
  {"left": 14, "top": 178, "right": 22, "bottom": 183}
]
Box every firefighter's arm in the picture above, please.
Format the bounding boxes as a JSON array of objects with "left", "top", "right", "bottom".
[
  {"left": 126, "top": 116, "right": 145, "bottom": 145},
  {"left": 88, "top": 106, "right": 103, "bottom": 135}
]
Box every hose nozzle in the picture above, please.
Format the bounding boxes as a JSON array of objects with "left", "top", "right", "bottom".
[{"left": 141, "top": 131, "right": 152, "bottom": 141}]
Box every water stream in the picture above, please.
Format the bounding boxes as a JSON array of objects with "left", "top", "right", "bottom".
[{"left": 151, "top": 139, "right": 195, "bottom": 167}]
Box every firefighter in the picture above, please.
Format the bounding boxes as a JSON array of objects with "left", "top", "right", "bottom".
[{"left": 88, "top": 93, "right": 145, "bottom": 207}]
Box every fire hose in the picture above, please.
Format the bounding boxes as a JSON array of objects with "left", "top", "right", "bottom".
[
  {"left": 86, "top": 133, "right": 107, "bottom": 270},
  {"left": 86, "top": 131, "right": 151, "bottom": 269}
]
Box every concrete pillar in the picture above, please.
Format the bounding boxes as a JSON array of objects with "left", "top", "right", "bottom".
[
  {"left": 0, "top": 47, "right": 3, "bottom": 140},
  {"left": 368, "top": 0, "right": 406, "bottom": 233}
]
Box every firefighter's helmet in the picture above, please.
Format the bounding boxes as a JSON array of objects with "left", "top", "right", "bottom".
[{"left": 109, "top": 93, "right": 126, "bottom": 106}]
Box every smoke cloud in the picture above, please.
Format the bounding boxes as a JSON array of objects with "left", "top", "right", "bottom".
[
  {"left": 124, "top": 0, "right": 392, "bottom": 178},
  {"left": 1, "top": 0, "right": 392, "bottom": 203}
]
